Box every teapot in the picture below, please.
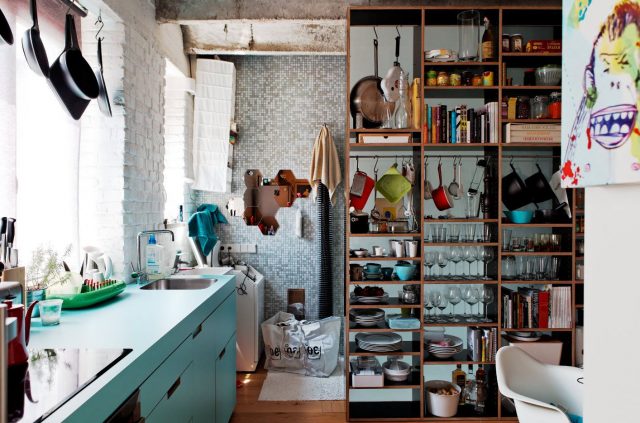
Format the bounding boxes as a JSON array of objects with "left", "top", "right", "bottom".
[{"left": 3, "top": 299, "right": 39, "bottom": 367}]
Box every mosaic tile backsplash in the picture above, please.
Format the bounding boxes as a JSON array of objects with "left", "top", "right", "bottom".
[{"left": 195, "top": 55, "right": 346, "bottom": 321}]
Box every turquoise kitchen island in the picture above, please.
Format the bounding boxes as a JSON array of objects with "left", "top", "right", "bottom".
[{"left": 27, "top": 274, "right": 237, "bottom": 423}]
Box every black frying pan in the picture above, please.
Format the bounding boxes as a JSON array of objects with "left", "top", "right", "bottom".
[
  {"left": 0, "top": 6, "right": 13, "bottom": 45},
  {"left": 21, "top": 0, "right": 48, "bottom": 77},
  {"left": 525, "top": 164, "right": 555, "bottom": 206},
  {"left": 49, "top": 15, "right": 97, "bottom": 120},
  {"left": 501, "top": 163, "right": 532, "bottom": 211},
  {"left": 95, "top": 38, "right": 112, "bottom": 117}
]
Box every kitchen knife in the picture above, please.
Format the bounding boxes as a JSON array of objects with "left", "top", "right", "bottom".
[{"left": 3, "top": 218, "right": 15, "bottom": 264}]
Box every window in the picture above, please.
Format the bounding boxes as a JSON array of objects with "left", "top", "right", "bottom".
[{"left": 0, "top": 2, "right": 80, "bottom": 264}]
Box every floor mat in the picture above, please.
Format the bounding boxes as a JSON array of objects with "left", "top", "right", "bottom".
[{"left": 258, "top": 360, "right": 345, "bottom": 401}]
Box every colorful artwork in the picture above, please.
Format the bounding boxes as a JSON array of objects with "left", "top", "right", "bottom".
[{"left": 561, "top": 0, "right": 640, "bottom": 187}]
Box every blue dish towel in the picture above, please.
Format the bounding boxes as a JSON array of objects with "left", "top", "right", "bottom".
[{"left": 188, "top": 204, "right": 228, "bottom": 256}]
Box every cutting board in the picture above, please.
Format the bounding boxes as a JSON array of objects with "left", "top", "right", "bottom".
[
  {"left": 1, "top": 266, "right": 26, "bottom": 307},
  {"left": 350, "top": 172, "right": 375, "bottom": 211}
]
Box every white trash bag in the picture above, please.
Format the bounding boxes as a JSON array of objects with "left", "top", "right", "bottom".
[{"left": 261, "top": 312, "right": 341, "bottom": 377}]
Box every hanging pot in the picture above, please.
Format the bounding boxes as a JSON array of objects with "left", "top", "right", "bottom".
[
  {"left": 21, "top": 0, "right": 48, "bottom": 77},
  {"left": 0, "top": 7, "right": 14, "bottom": 45},
  {"left": 94, "top": 38, "right": 112, "bottom": 117},
  {"left": 431, "top": 163, "right": 453, "bottom": 211},
  {"left": 350, "top": 36, "right": 394, "bottom": 128},
  {"left": 525, "top": 163, "right": 555, "bottom": 206},
  {"left": 501, "top": 163, "right": 531, "bottom": 211}
]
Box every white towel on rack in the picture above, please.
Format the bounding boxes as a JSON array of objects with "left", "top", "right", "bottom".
[{"left": 192, "top": 59, "right": 236, "bottom": 192}]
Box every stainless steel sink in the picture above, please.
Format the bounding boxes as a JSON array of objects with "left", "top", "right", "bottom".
[{"left": 140, "top": 278, "right": 216, "bottom": 290}]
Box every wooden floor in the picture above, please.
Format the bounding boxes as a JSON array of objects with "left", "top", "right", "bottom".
[{"left": 231, "top": 368, "right": 509, "bottom": 423}]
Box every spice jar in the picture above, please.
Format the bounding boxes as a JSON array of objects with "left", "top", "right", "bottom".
[
  {"left": 472, "top": 74, "right": 483, "bottom": 86},
  {"left": 437, "top": 71, "right": 449, "bottom": 86},
  {"left": 427, "top": 69, "right": 437, "bottom": 86},
  {"left": 532, "top": 95, "right": 549, "bottom": 119},
  {"left": 510, "top": 34, "right": 524, "bottom": 52},
  {"left": 482, "top": 71, "right": 494, "bottom": 86},
  {"left": 502, "top": 34, "right": 511, "bottom": 52},
  {"left": 516, "top": 96, "right": 531, "bottom": 119},
  {"left": 549, "top": 92, "right": 561, "bottom": 119},
  {"left": 462, "top": 71, "right": 473, "bottom": 86},
  {"left": 450, "top": 73, "right": 461, "bottom": 86}
]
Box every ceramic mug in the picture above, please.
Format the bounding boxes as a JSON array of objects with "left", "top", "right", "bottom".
[
  {"left": 372, "top": 246, "right": 386, "bottom": 257},
  {"left": 405, "top": 240, "right": 419, "bottom": 258},
  {"left": 364, "top": 263, "right": 381, "bottom": 273},
  {"left": 349, "top": 264, "right": 364, "bottom": 281},
  {"left": 381, "top": 267, "right": 393, "bottom": 279},
  {"left": 389, "top": 240, "right": 405, "bottom": 257}
]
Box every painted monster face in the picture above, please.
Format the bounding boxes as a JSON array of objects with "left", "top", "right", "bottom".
[{"left": 589, "top": 23, "right": 640, "bottom": 149}]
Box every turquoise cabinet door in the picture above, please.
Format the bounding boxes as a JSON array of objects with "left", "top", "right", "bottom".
[
  {"left": 215, "top": 333, "right": 237, "bottom": 423},
  {"left": 146, "top": 361, "right": 196, "bottom": 423}
]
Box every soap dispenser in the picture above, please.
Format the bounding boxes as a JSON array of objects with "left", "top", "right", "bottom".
[{"left": 145, "top": 234, "right": 163, "bottom": 275}]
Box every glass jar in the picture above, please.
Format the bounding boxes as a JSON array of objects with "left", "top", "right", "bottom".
[
  {"left": 532, "top": 95, "right": 549, "bottom": 119},
  {"left": 450, "top": 73, "right": 462, "bottom": 86},
  {"left": 502, "top": 256, "right": 516, "bottom": 280},
  {"left": 516, "top": 96, "right": 531, "bottom": 119},
  {"left": 437, "top": 71, "right": 449, "bottom": 86},
  {"left": 427, "top": 69, "right": 437, "bottom": 86},
  {"left": 472, "top": 74, "right": 483, "bottom": 86},
  {"left": 458, "top": 10, "right": 481, "bottom": 61},
  {"left": 549, "top": 92, "right": 562, "bottom": 119}
]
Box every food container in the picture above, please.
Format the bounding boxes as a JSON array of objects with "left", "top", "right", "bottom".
[
  {"left": 350, "top": 212, "right": 369, "bottom": 234},
  {"left": 516, "top": 96, "right": 530, "bottom": 119},
  {"left": 535, "top": 64, "right": 561, "bottom": 86},
  {"left": 437, "top": 71, "right": 449, "bottom": 86},
  {"left": 532, "top": 95, "right": 549, "bottom": 119},
  {"left": 394, "top": 263, "right": 416, "bottom": 281},
  {"left": 427, "top": 69, "right": 437, "bottom": 86},
  {"left": 510, "top": 34, "right": 524, "bottom": 52},
  {"left": 472, "top": 74, "right": 483, "bottom": 86},
  {"left": 388, "top": 219, "right": 409, "bottom": 233},
  {"left": 502, "top": 34, "right": 511, "bottom": 52},
  {"left": 504, "top": 210, "right": 534, "bottom": 224},
  {"left": 482, "top": 71, "right": 494, "bottom": 86},
  {"left": 39, "top": 299, "right": 63, "bottom": 326},
  {"left": 449, "top": 73, "right": 461, "bottom": 86},
  {"left": 382, "top": 359, "right": 411, "bottom": 382},
  {"left": 426, "top": 380, "right": 461, "bottom": 417},
  {"left": 549, "top": 92, "right": 561, "bottom": 118}
]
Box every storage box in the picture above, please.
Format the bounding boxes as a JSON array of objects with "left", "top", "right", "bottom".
[
  {"left": 505, "top": 336, "right": 563, "bottom": 365},
  {"left": 526, "top": 40, "right": 562, "bottom": 53},
  {"left": 350, "top": 359, "right": 384, "bottom": 388},
  {"left": 357, "top": 134, "right": 411, "bottom": 144}
]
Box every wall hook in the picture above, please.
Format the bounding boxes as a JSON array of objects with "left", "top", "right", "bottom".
[{"left": 95, "top": 10, "right": 104, "bottom": 41}]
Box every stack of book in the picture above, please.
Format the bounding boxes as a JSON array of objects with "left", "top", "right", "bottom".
[
  {"left": 505, "top": 123, "right": 561, "bottom": 143},
  {"left": 467, "top": 327, "right": 498, "bottom": 362},
  {"left": 424, "top": 102, "right": 499, "bottom": 144},
  {"left": 502, "top": 286, "right": 572, "bottom": 329}
]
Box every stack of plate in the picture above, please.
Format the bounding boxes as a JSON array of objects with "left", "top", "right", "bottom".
[
  {"left": 350, "top": 309, "right": 385, "bottom": 327},
  {"left": 355, "top": 333, "right": 403, "bottom": 352},
  {"left": 350, "top": 292, "right": 389, "bottom": 304},
  {"left": 426, "top": 334, "right": 463, "bottom": 359},
  {"left": 363, "top": 271, "right": 383, "bottom": 280}
]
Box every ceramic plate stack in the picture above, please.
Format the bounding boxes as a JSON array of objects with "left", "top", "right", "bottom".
[
  {"left": 355, "top": 333, "right": 403, "bottom": 352},
  {"left": 364, "top": 270, "right": 383, "bottom": 280},
  {"left": 350, "top": 292, "right": 389, "bottom": 304},
  {"left": 350, "top": 309, "right": 385, "bottom": 327},
  {"left": 426, "top": 334, "right": 463, "bottom": 359}
]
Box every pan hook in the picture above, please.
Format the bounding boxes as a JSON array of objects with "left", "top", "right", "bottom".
[
  {"left": 95, "top": 10, "right": 105, "bottom": 41},
  {"left": 356, "top": 157, "right": 360, "bottom": 172},
  {"left": 374, "top": 156, "right": 379, "bottom": 174},
  {"left": 395, "top": 26, "right": 400, "bottom": 37},
  {"left": 373, "top": 27, "right": 378, "bottom": 41}
]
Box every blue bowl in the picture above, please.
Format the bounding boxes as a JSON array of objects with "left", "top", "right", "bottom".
[
  {"left": 504, "top": 210, "right": 534, "bottom": 224},
  {"left": 394, "top": 264, "right": 416, "bottom": 281}
]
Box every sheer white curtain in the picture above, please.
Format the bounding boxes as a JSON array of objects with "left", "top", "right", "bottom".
[{"left": 0, "top": 0, "right": 80, "bottom": 265}]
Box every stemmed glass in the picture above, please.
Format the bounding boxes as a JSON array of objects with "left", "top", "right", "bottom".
[
  {"left": 463, "top": 286, "right": 479, "bottom": 322},
  {"left": 446, "top": 286, "right": 462, "bottom": 322},
  {"left": 437, "top": 294, "right": 449, "bottom": 322},
  {"left": 430, "top": 291, "right": 442, "bottom": 321},
  {"left": 425, "top": 252, "right": 436, "bottom": 280},
  {"left": 463, "top": 247, "right": 477, "bottom": 280},
  {"left": 425, "top": 296, "right": 434, "bottom": 323},
  {"left": 437, "top": 251, "right": 449, "bottom": 280},
  {"left": 482, "top": 248, "right": 495, "bottom": 280},
  {"left": 480, "top": 286, "right": 495, "bottom": 322},
  {"left": 448, "top": 247, "right": 462, "bottom": 279}
]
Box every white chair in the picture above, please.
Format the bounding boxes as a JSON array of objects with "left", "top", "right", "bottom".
[{"left": 496, "top": 346, "right": 583, "bottom": 423}]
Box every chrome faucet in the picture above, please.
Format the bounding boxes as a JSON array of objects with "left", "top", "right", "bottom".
[{"left": 136, "top": 229, "right": 174, "bottom": 281}]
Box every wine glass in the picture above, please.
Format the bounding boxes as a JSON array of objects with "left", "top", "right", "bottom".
[
  {"left": 446, "top": 286, "right": 462, "bottom": 322},
  {"left": 436, "top": 294, "right": 449, "bottom": 322},
  {"left": 447, "top": 247, "right": 462, "bottom": 279},
  {"left": 463, "top": 286, "right": 479, "bottom": 322},
  {"left": 425, "top": 296, "right": 434, "bottom": 323},
  {"left": 425, "top": 252, "right": 436, "bottom": 280},
  {"left": 437, "top": 251, "right": 449, "bottom": 280},
  {"left": 430, "top": 291, "right": 442, "bottom": 321},
  {"left": 463, "top": 247, "right": 477, "bottom": 280},
  {"left": 483, "top": 248, "right": 495, "bottom": 280},
  {"left": 480, "top": 286, "right": 494, "bottom": 322}
]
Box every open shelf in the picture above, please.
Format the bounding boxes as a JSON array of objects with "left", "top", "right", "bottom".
[
  {"left": 425, "top": 242, "right": 499, "bottom": 247},
  {"left": 501, "top": 327, "right": 572, "bottom": 332},
  {"left": 501, "top": 251, "right": 572, "bottom": 256},
  {"left": 349, "top": 232, "right": 422, "bottom": 238},
  {"left": 424, "top": 143, "right": 499, "bottom": 148},
  {"left": 349, "top": 256, "right": 422, "bottom": 262},
  {"left": 349, "top": 341, "right": 422, "bottom": 357},
  {"left": 349, "top": 401, "right": 421, "bottom": 420},
  {"left": 425, "top": 279, "right": 499, "bottom": 284},
  {"left": 349, "top": 279, "right": 422, "bottom": 285},
  {"left": 500, "top": 142, "right": 561, "bottom": 148},
  {"left": 349, "top": 371, "right": 422, "bottom": 390},
  {"left": 349, "top": 143, "right": 423, "bottom": 149},
  {"left": 501, "top": 223, "right": 572, "bottom": 228},
  {"left": 501, "top": 280, "right": 573, "bottom": 285},
  {"left": 502, "top": 85, "right": 561, "bottom": 90},
  {"left": 423, "top": 349, "right": 494, "bottom": 365},
  {"left": 425, "top": 85, "right": 499, "bottom": 90},
  {"left": 424, "top": 61, "right": 500, "bottom": 67},
  {"left": 350, "top": 298, "right": 422, "bottom": 308},
  {"left": 502, "top": 119, "right": 561, "bottom": 124},
  {"left": 425, "top": 218, "right": 499, "bottom": 223},
  {"left": 424, "top": 321, "right": 498, "bottom": 328}
]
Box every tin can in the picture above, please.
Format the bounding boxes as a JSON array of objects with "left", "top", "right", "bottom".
[
  {"left": 472, "top": 74, "right": 483, "bottom": 86},
  {"left": 510, "top": 34, "right": 524, "bottom": 52},
  {"left": 502, "top": 34, "right": 511, "bottom": 52},
  {"left": 482, "top": 71, "right": 494, "bottom": 86}
]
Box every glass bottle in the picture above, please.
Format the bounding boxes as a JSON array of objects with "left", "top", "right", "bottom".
[
  {"left": 481, "top": 17, "right": 495, "bottom": 62},
  {"left": 462, "top": 364, "right": 477, "bottom": 406},
  {"left": 475, "top": 365, "right": 487, "bottom": 413},
  {"left": 452, "top": 364, "right": 467, "bottom": 404},
  {"left": 394, "top": 73, "right": 410, "bottom": 129}
]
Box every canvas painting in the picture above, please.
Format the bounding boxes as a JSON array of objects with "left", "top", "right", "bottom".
[{"left": 561, "top": 0, "right": 640, "bottom": 187}]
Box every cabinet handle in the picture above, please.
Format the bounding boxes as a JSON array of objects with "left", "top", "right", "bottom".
[
  {"left": 219, "top": 347, "right": 226, "bottom": 359},
  {"left": 192, "top": 323, "right": 202, "bottom": 339},
  {"left": 167, "top": 377, "right": 181, "bottom": 399}
]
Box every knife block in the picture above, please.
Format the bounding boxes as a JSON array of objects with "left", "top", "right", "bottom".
[{"left": 1, "top": 266, "right": 26, "bottom": 307}]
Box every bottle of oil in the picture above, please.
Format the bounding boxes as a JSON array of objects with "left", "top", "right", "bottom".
[
  {"left": 452, "top": 364, "right": 467, "bottom": 405},
  {"left": 481, "top": 17, "right": 495, "bottom": 62}
]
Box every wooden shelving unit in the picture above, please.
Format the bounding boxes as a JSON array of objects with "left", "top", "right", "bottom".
[{"left": 345, "top": 4, "right": 569, "bottom": 422}]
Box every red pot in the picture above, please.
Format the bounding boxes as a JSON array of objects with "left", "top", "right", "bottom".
[{"left": 431, "top": 163, "right": 453, "bottom": 211}]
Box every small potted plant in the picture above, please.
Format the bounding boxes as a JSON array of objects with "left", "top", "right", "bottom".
[{"left": 25, "top": 245, "right": 72, "bottom": 316}]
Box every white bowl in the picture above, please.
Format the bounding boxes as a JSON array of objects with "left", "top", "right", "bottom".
[
  {"left": 382, "top": 360, "right": 411, "bottom": 382},
  {"left": 425, "top": 380, "right": 461, "bottom": 417}
]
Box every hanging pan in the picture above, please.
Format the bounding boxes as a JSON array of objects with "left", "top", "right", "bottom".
[
  {"left": 49, "top": 14, "right": 99, "bottom": 120},
  {"left": 431, "top": 162, "right": 454, "bottom": 211},
  {"left": 350, "top": 30, "right": 394, "bottom": 128},
  {"left": 0, "top": 6, "right": 13, "bottom": 45},
  {"left": 95, "top": 37, "right": 112, "bottom": 117},
  {"left": 22, "top": 0, "right": 49, "bottom": 76},
  {"left": 524, "top": 163, "right": 555, "bottom": 206},
  {"left": 501, "top": 162, "right": 532, "bottom": 211},
  {"left": 381, "top": 28, "right": 403, "bottom": 102}
]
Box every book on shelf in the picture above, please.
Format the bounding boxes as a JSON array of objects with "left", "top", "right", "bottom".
[
  {"left": 505, "top": 123, "right": 561, "bottom": 143},
  {"left": 502, "top": 286, "right": 572, "bottom": 329},
  {"left": 467, "top": 327, "right": 498, "bottom": 362},
  {"left": 424, "top": 102, "right": 499, "bottom": 144}
]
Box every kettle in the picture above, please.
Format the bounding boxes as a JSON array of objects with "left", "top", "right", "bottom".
[{"left": 3, "top": 299, "right": 38, "bottom": 367}]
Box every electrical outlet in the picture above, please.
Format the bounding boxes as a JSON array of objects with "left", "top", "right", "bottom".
[{"left": 245, "top": 243, "right": 257, "bottom": 253}]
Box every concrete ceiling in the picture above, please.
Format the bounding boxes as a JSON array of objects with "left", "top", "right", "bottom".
[{"left": 155, "top": 0, "right": 562, "bottom": 55}]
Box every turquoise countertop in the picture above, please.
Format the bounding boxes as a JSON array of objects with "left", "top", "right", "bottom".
[{"left": 28, "top": 274, "right": 236, "bottom": 423}]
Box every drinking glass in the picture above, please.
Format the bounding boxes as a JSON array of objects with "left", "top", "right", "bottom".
[
  {"left": 433, "top": 224, "right": 443, "bottom": 242},
  {"left": 502, "top": 229, "right": 512, "bottom": 251},
  {"left": 463, "top": 286, "right": 479, "bottom": 322},
  {"left": 523, "top": 237, "right": 534, "bottom": 252},
  {"left": 483, "top": 224, "right": 493, "bottom": 242},
  {"left": 449, "top": 225, "right": 460, "bottom": 242},
  {"left": 425, "top": 296, "right": 434, "bottom": 323},
  {"left": 425, "top": 252, "right": 436, "bottom": 280},
  {"left": 439, "top": 226, "right": 448, "bottom": 244},
  {"left": 437, "top": 251, "right": 449, "bottom": 280},
  {"left": 547, "top": 256, "right": 561, "bottom": 280},
  {"left": 524, "top": 257, "right": 536, "bottom": 280},
  {"left": 480, "top": 286, "right": 494, "bottom": 322},
  {"left": 465, "top": 194, "right": 479, "bottom": 218},
  {"left": 448, "top": 247, "right": 462, "bottom": 279},
  {"left": 465, "top": 224, "right": 477, "bottom": 243},
  {"left": 536, "top": 256, "right": 549, "bottom": 280},
  {"left": 511, "top": 237, "right": 522, "bottom": 252},
  {"left": 516, "top": 255, "right": 526, "bottom": 279},
  {"left": 533, "top": 233, "right": 542, "bottom": 251},
  {"left": 458, "top": 10, "right": 480, "bottom": 61},
  {"left": 437, "top": 295, "right": 449, "bottom": 322},
  {"left": 447, "top": 286, "right": 462, "bottom": 322},
  {"left": 463, "top": 247, "right": 477, "bottom": 279},
  {"left": 540, "top": 234, "right": 551, "bottom": 251},
  {"left": 550, "top": 234, "right": 562, "bottom": 252}
]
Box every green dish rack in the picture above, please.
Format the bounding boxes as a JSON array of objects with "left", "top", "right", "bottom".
[{"left": 47, "top": 281, "right": 127, "bottom": 309}]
